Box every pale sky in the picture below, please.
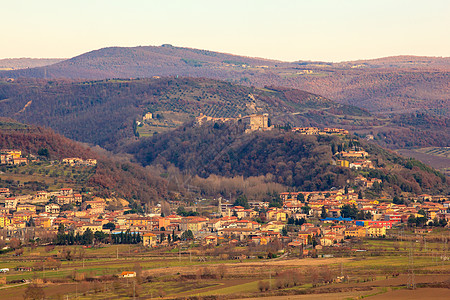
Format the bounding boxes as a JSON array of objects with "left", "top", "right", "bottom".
[{"left": 2, "top": 0, "right": 449, "bottom": 62}]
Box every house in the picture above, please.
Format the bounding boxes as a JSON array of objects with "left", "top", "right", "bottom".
[
  {"left": 266, "top": 209, "right": 287, "bottom": 221},
  {"left": 142, "top": 233, "right": 157, "bottom": 247},
  {"left": 83, "top": 200, "right": 106, "bottom": 213},
  {"left": 231, "top": 206, "right": 246, "bottom": 218},
  {"left": 204, "top": 235, "right": 218, "bottom": 245},
  {"left": 16, "top": 204, "right": 36, "bottom": 213},
  {"left": 60, "top": 188, "right": 74, "bottom": 196},
  {"left": 0, "top": 214, "right": 12, "bottom": 228},
  {"left": 345, "top": 226, "right": 366, "bottom": 237},
  {"left": 320, "top": 236, "right": 335, "bottom": 246},
  {"left": 180, "top": 217, "right": 207, "bottom": 233},
  {"left": 367, "top": 225, "right": 386, "bottom": 237},
  {"left": 331, "top": 225, "right": 346, "bottom": 235},
  {"left": 56, "top": 195, "right": 74, "bottom": 206},
  {"left": 73, "top": 194, "right": 83, "bottom": 204},
  {"left": 74, "top": 223, "right": 103, "bottom": 234},
  {"left": 4, "top": 198, "right": 18, "bottom": 209},
  {"left": 34, "top": 217, "right": 52, "bottom": 228},
  {"left": 0, "top": 188, "right": 10, "bottom": 197},
  {"left": 218, "top": 228, "right": 254, "bottom": 240},
  {"left": 340, "top": 150, "right": 369, "bottom": 158},
  {"left": 13, "top": 157, "right": 27, "bottom": 165},
  {"left": 34, "top": 191, "right": 49, "bottom": 202},
  {"left": 120, "top": 271, "right": 136, "bottom": 278}
]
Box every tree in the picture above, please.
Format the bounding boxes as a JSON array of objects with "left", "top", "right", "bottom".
[
  {"left": 358, "top": 190, "right": 363, "bottom": 199},
  {"left": 102, "top": 222, "right": 115, "bottom": 231},
  {"left": 234, "top": 195, "right": 249, "bottom": 209},
  {"left": 301, "top": 205, "right": 311, "bottom": 215},
  {"left": 217, "top": 264, "right": 227, "bottom": 279},
  {"left": 321, "top": 206, "right": 328, "bottom": 219},
  {"left": 408, "top": 215, "right": 416, "bottom": 227},
  {"left": 9, "top": 237, "right": 21, "bottom": 249},
  {"left": 282, "top": 226, "right": 288, "bottom": 236},
  {"left": 94, "top": 231, "right": 108, "bottom": 243},
  {"left": 340, "top": 204, "right": 358, "bottom": 219},
  {"left": 393, "top": 196, "right": 403, "bottom": 205},
  {"left": 296, "top": 193, "right": 305, "bottom": 203},
  {"left": 177, "top": 206, "right": 186, "bottom": 216},
  {"left": 82, "top": 228, "right": 94, "bottom": 245},
  {"left": 181, "top": 230, "right": 194, "bottom": 241},
  {"left": 37, "top": 148, "right": 49, "bottom": 158},
  {"left": 23, "top": 284, "right": 45, "bottom": 300}
]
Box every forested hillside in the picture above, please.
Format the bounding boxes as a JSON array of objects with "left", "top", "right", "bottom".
[
  {"left": 0, "top": 77, "right": 447, "bottom": 152},
  {"left": 0, "top": 77, "right": 369, "bottom": 150},
  {"left": 0, "top": 119, "right": 167, "bottom": 204},
  {"left": 127, "top": 122, "right": 449, "bottom": 195}
]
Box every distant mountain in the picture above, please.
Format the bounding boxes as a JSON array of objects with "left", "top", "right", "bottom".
[
  {"left": 1, "top": 45, "right": 448, "bottom": 115},
  {"left": 0, "top": 118, "right": 167, "bottom": 204},
  {"left": 0, "top": 45, "right": 278, "bottom": 79},
  {"left": 0, "top": 58, "right": 65, "bottom": 70}
]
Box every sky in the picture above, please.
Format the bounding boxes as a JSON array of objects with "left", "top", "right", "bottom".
[{"left": 2, "top": 0, "right": 449, "bottom": 62}]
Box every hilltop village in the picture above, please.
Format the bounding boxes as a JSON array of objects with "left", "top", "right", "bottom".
[{"left": 0, "top": 149, "right": 448, "bottom": 252}]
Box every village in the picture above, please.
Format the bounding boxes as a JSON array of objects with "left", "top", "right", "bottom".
[
  {"left": 0, "top": 151, "right": 448, "bottom": 253},
  {"left": 0, "top": 151, "right": 449, "bottom": 298}
]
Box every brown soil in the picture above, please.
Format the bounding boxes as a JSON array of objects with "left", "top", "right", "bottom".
[{"left": 368, "top": 287, "right": 450, "bottom": 299}]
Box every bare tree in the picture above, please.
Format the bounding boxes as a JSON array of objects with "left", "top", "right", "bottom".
[{"left": 23, "top": 284, "right": 45, "bottom": 300}]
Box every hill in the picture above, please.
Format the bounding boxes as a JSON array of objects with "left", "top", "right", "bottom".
[
  {"left": 1, "top": 45, "right": 448, "bottom": 115},
  {"left": 0, "top": 118, "right": 167, "bottom": 205},
  {"left": 0, "top": 77, "right": 372, "bottom": 150},
  {"left": 126, "top": 121, "right": 449, "bottom": 196},
  {"left": 0, "top": 58, "right": 64, "bottom": 71},
  {"left": 1, "top": 77, "right": 448, "bottom": 152}
]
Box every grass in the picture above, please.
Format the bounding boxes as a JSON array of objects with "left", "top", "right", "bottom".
[{"left": 197, "top": 280, "right": 259, "bottom": 296}]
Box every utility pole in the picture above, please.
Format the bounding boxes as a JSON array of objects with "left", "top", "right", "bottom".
[
  {"left": 269, "top": 268, "right": 271, "bottom": 290},
  {"left": 407, "top": 242, "right": 415, "bottom": 290}
]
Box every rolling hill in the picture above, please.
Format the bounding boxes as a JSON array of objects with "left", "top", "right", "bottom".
[
  {"left": 0, "top": 77, "right": 448, "bottom": 152},
  {"left": 126, "top": 121, "right": 449, "bottom": 196},
  {"left": 0, "top": 77, "right": 372, "bottom": 150},
  {"left": 0, "top": 118, "right": 167, "bottom": 205},
  {"left": 1, "top": 45, "right": 448, "bottom": 115},
  {"left": 0, "top": 58, "right": 65, "bottom": 70}
]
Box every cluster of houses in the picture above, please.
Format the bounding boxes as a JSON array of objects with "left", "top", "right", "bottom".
[
  {"left": 0, "top": 149, "right": 28, "bottom": 165},
  {"left": 292, "top": 127, "right": 349, "bottom": 136},
  {"left": 0, "top": 178, "right": 448, "bottom": 250},
  {"left": 280, "top": 190, "right": 449, "bottom": 247},
  {"left": 62, "top": 158, "right": 97, "bottom": 167},
  {"left": 334, "top": 150, "right": 375, "bottom": 170},
  {"left": 0, "top": 187, "right": 88, "bottom": 229}
]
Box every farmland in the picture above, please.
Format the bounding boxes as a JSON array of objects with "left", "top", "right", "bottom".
[{"left": 0, "top": 235, "right": 449, "bottom": 299}]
